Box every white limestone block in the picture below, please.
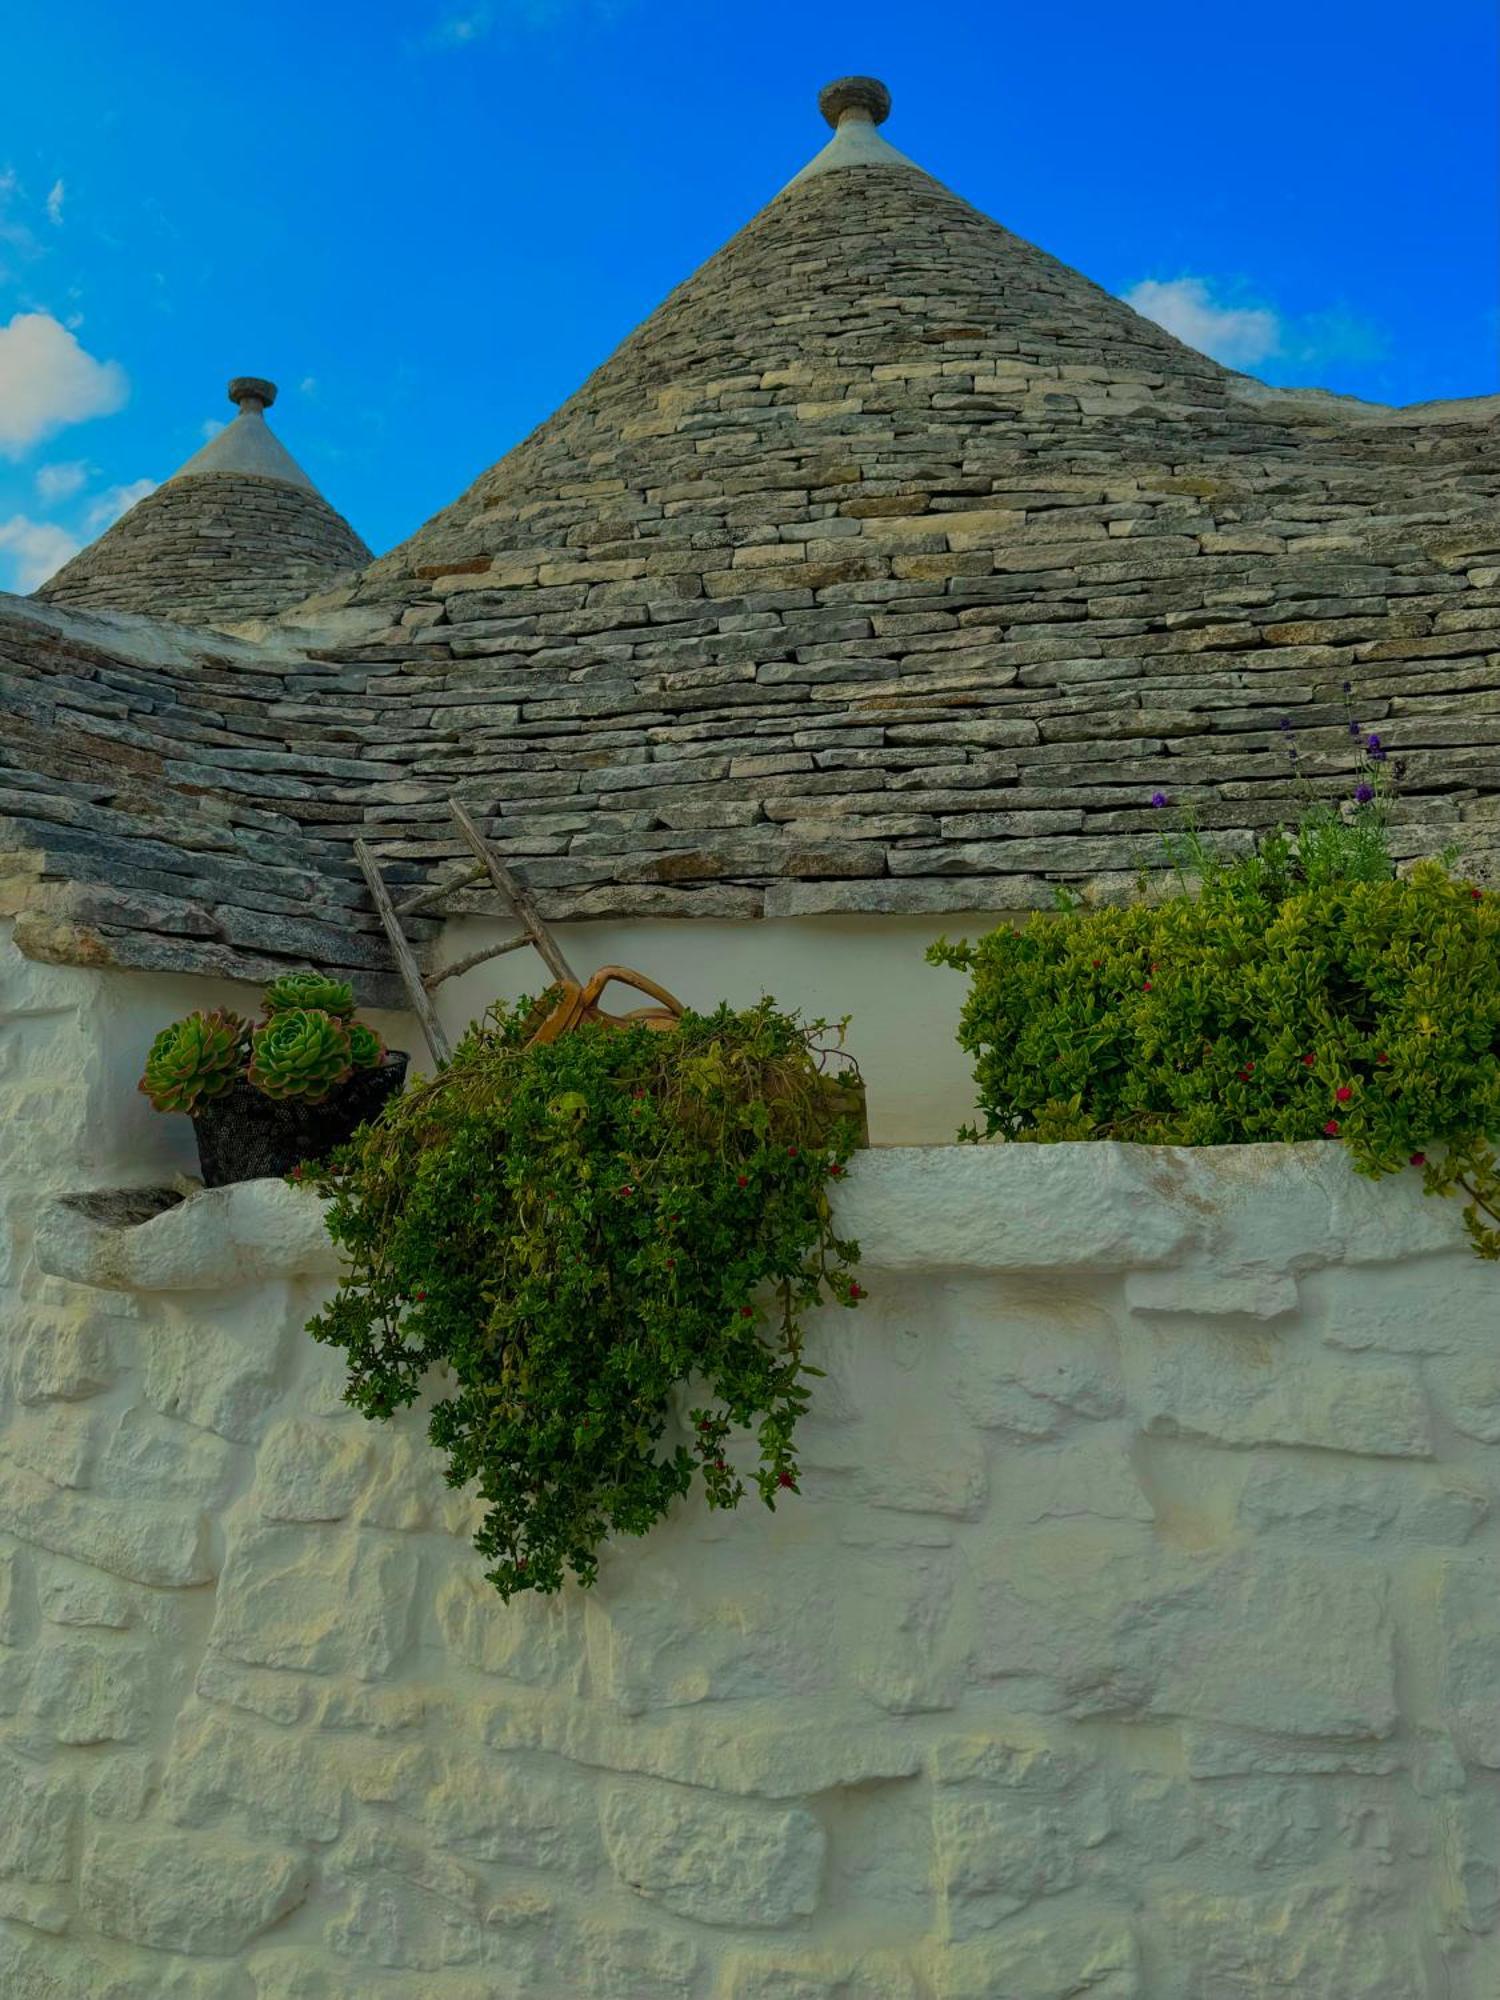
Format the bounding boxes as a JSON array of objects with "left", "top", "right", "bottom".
[
  {"left": 209, "top": 1524, "right": 416, "bottom": 1682},
  {"left": 35, "top": 1179, "right": 341, "bottom": 1293},
  {"left": 600, "top": 1781, "right": 824, "bottom": 1928},
  {"left": 835, "top": 1144, "right": 1198, "bottom": 1271},
  {"left": 80, "top": 1823, "right": 311, "bottom": 1956}
]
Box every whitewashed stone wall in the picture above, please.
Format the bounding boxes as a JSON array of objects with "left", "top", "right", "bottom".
[{"left": 3, "top": 928, "right": 1500, "bottom": 1996}]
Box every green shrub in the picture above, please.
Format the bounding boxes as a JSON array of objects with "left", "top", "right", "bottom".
[
  {"left": 930, "top": 817, "right": 1500, "bottom": 1257},
  {"left": 304, "top": 996, "right": 864, "bottom": 1599}
]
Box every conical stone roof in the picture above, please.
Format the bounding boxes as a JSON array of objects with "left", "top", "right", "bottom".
[
  {"left": 0, "top": 78, "right": 1497, "bottom": 999},
  {"left": 297, "top": 79, "right": 1497, "bottom": 923},
  {"left": 37, "top": 378, "right": 371, "bottom": 629}
]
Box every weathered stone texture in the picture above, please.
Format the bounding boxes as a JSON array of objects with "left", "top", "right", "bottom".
[
  {"left": 36, "top": 470, "right": 370, "bottom": 626},
  {"left": 1, "top": 954, "right": 1499, "bottom": 2000},
  {"left": 2, "top": 131, "right": 1498, "bottom": 997}
]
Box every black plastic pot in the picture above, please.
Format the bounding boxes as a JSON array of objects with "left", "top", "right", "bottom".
[{"left": 189, "top": 1053, "right": 409, "bottom": 1188}]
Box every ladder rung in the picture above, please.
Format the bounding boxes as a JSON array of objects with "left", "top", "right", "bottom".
[
  {"left": 355, "top": 800, "right": 579, "bottom": 1072},
  {"left": 424, "top": 932, "right": 533, "bottom": 989},
  {"left": 396, "top": 859, "right": 487, "bottom": 918}
]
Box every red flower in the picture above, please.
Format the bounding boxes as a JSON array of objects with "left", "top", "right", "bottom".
[
  {"left": 1335, "top": 1085, "right": 1353, "bottom": 1103},
  {"left": 617, "top": 1183, "right": 633, "bottom": 1196},
  {"left": 1302, "top": 1053, "right": 1316, "bottom": 1067},
  {"left": 736, "top": 1175, "right": 748, "bottom": 1188},
  {"left": 778, "top": 1471, "right": 795, "bottom": 1489},
  {"left": 1376, "top": 1052, "right": 1389, "bottom": 1065},
  {"left": 829, "top": 1163, "right": 844, "bottom": 1177},
  {"left": 1324, "top": 1120, "right": 1341, "bottom": 1137},
  {"left": 1410, "top": 1152, "right": 1426, "bottom": 1167},
  {"left": 414, "top": 1289, "right": 427, "bottom": 1301},
  {"left": 1472, "top": 889, "right": 1484, "bottom": 902},
  {"left": 787, "top": 1145, "right": 798, "bottom": 1158},
  {"left": 665, "top": 1258, "right": 676, "bottom": 1271},
  {"left": 714, "top": 1458, "right": 726, "bottom": 1471},
  {"left": 1237, "top": 1063, "right": 1255, "bottom": 1082},
  {"left": 1143, "top": 981, "right": 1153, "bottom": 992},
  {"left": 849, "top": 1281, "right": 866, "bottom": 1300},
  {"left": 1091, "top": 959, "right": 1102, "bottom": 968},
  {"left": 740, "top": 1306, "right": 754, "bottom": 1319}
]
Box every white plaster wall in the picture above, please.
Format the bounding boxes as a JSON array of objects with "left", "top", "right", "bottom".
[
  {"left": 434, "top": 912, "right": 997, "bottom": 1145},
  {"left": 2, "top": 919, "right": 1499, "bottom": 2000}
]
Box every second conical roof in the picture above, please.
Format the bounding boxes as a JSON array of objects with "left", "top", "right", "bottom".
[{"left": 38, "top": 378, "right": 371, "bottom": 629}]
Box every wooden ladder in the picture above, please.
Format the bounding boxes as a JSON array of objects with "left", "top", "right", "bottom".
[{"left": 355, "top": 800, "right": 580, "bottom": 1067}]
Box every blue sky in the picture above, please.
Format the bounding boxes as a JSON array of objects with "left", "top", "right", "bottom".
[{"left": 1, "top": 0, "right": 1495, "bottom": 592}]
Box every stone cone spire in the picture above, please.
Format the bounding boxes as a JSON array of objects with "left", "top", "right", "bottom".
[
  {"left": 340, "top": 75, "right": 1244, "bottom": 608},
  {"left": 37, "top": 377, "right": 371, "bottom": 629}
]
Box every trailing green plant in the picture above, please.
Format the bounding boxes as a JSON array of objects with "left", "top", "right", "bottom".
[
  {"left": 303, "top": 995, "right": 864, "bottom": 1600},
  {"left": 262, "top": 972, "right": 357, "bottom": 1019},
  {"left": 139, "top": 975, "right": 388, "bottom": 1115},
  {"left": 930, "top": 786, "right": 1500, "bottom": 1258},
  {"left": 248, "top": 1008, "right": 355, "bottom": 1102},
  {"left": 139, "top": 1009, "right": 249, "bottom": 1114}
]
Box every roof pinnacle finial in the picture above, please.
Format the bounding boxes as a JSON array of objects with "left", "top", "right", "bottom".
[
  {"left": 818, "top": 76, "right": 892, "bottom": 129},
  {"left": 228, "top": 376, "right": 277, "bottom": 416}
]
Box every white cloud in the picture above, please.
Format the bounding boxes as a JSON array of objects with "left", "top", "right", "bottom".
[
  {"left": 299, "top": 375, "right": 318, "bottom": 395},
  {"left": 0, "top": 311, "right": 128, "bottom": 457},
  {"left": 1123, "top": 277, "right": 1282, "bottom": 367},
  {"left": 45, "top": 179, "right": 64, "bottom": 226},
  {"left": 34, "top": 457, "right": 89, "bottom": 503},
  {"left": 424, "top": 0, "right": 624, "bottom": 46},
  {"left": 429, "top": 4, "right": 492, "bottom": 43},
  {"left": 84, "top": 477, "right": 156, "bottom": 534},
  {"left": 200, "top": 417, "right": 225, "bottom": 441},
  {"left": 1122, "top": 276, "right": 1389, "bottom": 379},
  {"left": 0, "top": 514, "right": 80, "bottom": 590}
]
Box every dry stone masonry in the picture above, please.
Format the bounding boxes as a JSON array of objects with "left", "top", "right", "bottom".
[
  {"left": 1, "top": 937, "right": 1498, "bottom": 1995},
  {"left": 1, "top": 81, "right": 1497, "bottom": 994},
  {"left": 37, "top": 377, "right": 369, "bottom": 631}
]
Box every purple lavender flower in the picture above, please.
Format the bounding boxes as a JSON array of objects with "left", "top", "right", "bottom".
[
  {"left": 1354, "top": 782, "right": 1375, "bottom": 805},
  {"left": 1348, "top": 720, "right": 1362, "bottom": 737},
  {"left": 1366, "top": 733, "right": 1387, "bottom": 761},
  {"left": 1150, "top": 791, "right": 1170, "bottom": 808},
  {"left": 1342, "top": 680, "right": 1353, "bottom": 695},
  {"left": 1277, "top": 715, "right": 1294, "bottom": 731}
]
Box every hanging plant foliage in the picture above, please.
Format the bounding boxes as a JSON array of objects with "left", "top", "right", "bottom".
[{"left": 304, "top": 995, "right": 864, "bottom": 1599}]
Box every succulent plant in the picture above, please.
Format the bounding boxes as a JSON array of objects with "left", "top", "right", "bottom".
[
  {"left": 261, "top": 972, "right": 357, "bottom": 1020},
  {"left": 139, "top": 1010, "right": 249, "bottom": 1115},
  {"left": 346, "top": 1021, "right": 386, "bottom": 1070},
  {"left": 248, "top": 1008, "right": 354, "bottom": 1103}
]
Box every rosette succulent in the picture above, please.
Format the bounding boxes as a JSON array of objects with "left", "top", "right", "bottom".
[
  {"left": 346, "top": 1021, "right": 386, "bottom": 1070},
  {"left": 138, "top": 1010, "right": 249, "bottom": 1114},
  {"left": 261, "top": 972, "right": 357, "bottom": 1020},
  {"left": 248, "top": 1008, "right": 354, "bottom": 1102}
]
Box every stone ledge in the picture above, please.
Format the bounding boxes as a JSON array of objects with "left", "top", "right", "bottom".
[
  {"left": 35, "top": 1177, "right": 343, "bottom": 1292},
  {"left": 33, "top": 1141, "right": 1462, "bottom": 1297}
]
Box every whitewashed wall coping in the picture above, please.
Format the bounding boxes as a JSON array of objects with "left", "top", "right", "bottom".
[
  {"left": 36, "top": 1179, "right": 343, "bottom": 1292},
  {"left": 35, "top": 1141, "right": 1462, "bottom": 1298}
]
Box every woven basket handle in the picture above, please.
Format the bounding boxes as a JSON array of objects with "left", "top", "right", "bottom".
[{"left": 576, "top": 966, "right": 686, "bottom": 1019}]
